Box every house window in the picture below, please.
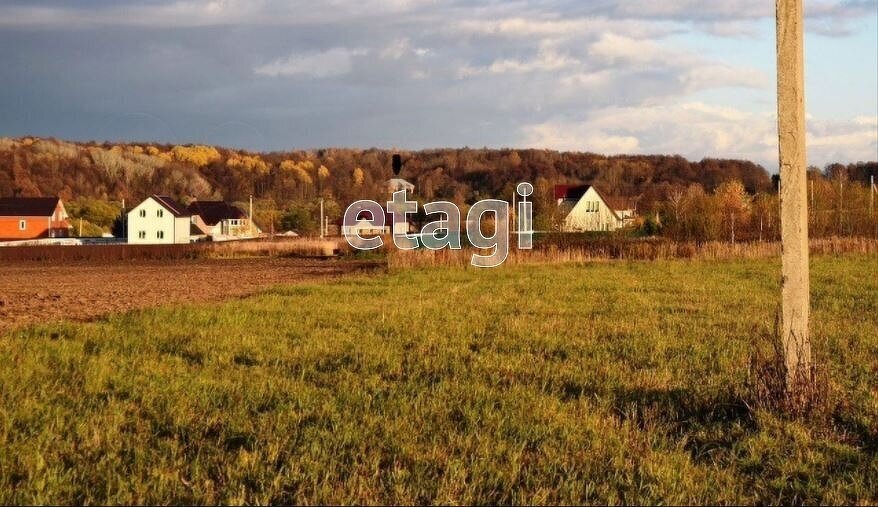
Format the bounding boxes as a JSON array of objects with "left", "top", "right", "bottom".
[
  {"left": 157, "top": 231, "right": 165, "bottom": 239},
  {"left": 139, "top": 209, "right": 146, "bottom": 217},
  {"left": 157, "top": 209, "right": 164, "bottom": 218},
  {"left": 19, "top": 219, "right": 26, "bottom": 230},
  {"left": 229, "top": 219, "right": 240, "bottom": 226},
  {"left": 138, "top": 231, "right": 146, "bottom": 239}
]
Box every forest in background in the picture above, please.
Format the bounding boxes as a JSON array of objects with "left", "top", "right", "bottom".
[{"left": 0, "top": 136, "right": 875, "bottom": 241}]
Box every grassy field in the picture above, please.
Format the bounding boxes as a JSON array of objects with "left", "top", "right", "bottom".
[{"left": 1, "top": 255, "right": 876, "bottom": 504}]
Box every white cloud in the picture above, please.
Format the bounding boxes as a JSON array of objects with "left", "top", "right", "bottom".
[
  {"left": 521, "top": 103, "right": 878, "bottom": 169},
  {"left": 0, "top": 0, "right": 872, "bottom": 38},
  {"left": 254, "top": 48, "right": 366, "bottom": 78},
  {"left": 379, "top": 38, "right": 431, "bottom": 60},
  {"left": 0, "top": 0, "right": 873, "bottom": 166},
  {"left": 450, "top": 16, "right": 679, "bottom": 42},
  {"left": 681, "top": 64, "right": 767, "bottom": 92},
  {"left": 586, "top": 33, "right": 767, "bottom": 92},
  {"left": 380, "top": 39, "right": 410, "bottom": 60},
  {"left": 458, "top": 44, "right": 580, "bottom": 78},
  {"left": 521, "top": 122, "right": 641, "bottom": 154},
  {"left": 808, "top": 116, "right": 878, "bottom": 163},
  {"left": 588, "top": 33, "right": 677, "bottom": 65},
  {"left": 0, "top": 0, "right": 437, "bottom": 28}
]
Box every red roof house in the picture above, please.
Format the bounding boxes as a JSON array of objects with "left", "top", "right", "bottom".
[{"left": 0, "top": 197, "right": 72, "bottom": 241}]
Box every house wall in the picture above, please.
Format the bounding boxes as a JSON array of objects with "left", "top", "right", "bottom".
[
  {"left": 174, "top": 216, "right": 190, "bottom": 244},
  {"left": 343, "top": 220, "right": 386, "bottom": 237},
  {"left": 0, "top": 217, "right": 51, "bottom": 240},
  {"left": 217, "top": 218, "right": 257, "bottom": 239},
  {"left": 562, "top": 187, "right": 624, "bottom": 232},
  {"left": 127, "top": 198, "right": 189, "bottom": 244},
  {"left": 0, "top": 202, "right": 71, "bottom": 240}
]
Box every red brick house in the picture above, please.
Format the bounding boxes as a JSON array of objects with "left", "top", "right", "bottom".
[{"left": 0, "top": 197, "right": 72, "bottom": 240}]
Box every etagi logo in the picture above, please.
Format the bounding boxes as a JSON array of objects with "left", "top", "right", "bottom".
[{"left": 343, "top": 182, "right": 534, "bottom": 268}]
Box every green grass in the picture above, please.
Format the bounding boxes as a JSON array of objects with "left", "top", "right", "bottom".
[{"left": 1, "top": 255, "right": 877, "bottom": 504}]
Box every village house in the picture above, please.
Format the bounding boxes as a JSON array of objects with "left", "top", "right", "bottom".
[
  {"left": 127, "top": 195, "right": 192, "bottom": 244},
  {"left": 387, "top": 178, "right": 415, "bottom": 193},
  {"left": 187, "top": 200, "right": 260, "bottom": 241},
  {"left": 555, "top": 185, "right": 636, "bottom": 232},
  {"left": 0, "top": 197, "right": 72, "bottom": 241},
  {"left": 341, "top": 208, "right": 415, "bottom": 237},
  {"left": 342, "top": 172, "right": 418, "bottom": 237}
]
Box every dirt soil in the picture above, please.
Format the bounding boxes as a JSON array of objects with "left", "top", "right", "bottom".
[{"left": 0, "top": 257, "right": 383, "bottom": 334}]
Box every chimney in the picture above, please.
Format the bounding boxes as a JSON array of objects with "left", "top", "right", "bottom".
[{"left": 392, "top": 154, "right": 402, "bottom": 176}]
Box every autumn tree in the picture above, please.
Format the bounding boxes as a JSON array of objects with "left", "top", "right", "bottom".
[
  {"left": 171, "top": 145, "right": 221, "bottom": 167},
  {"left": 752, "top": 193, "right": 779, "bottom": 241},
  {"left": 715, "top": 180, "right": 751, "bottom": 243},
  {"left": 294, "top": 162, "right": 314, "bottom": 199},
  {"left": 317, "top": 164, "right": 330, "bottom": 196}
]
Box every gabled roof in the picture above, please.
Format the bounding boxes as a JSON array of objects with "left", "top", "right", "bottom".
[
  {"left": 0, "top": 197, "right": 61, "bottom": 217},
  {"left": 554, "top": 185, "right": 591, "bottom": 200},
  {"left": 151, "top": 195, "right": 191, "bottom": 217},
  {"left": 555, "top": 184, "right": 624, "bottom": 221},
  {"left": 387, "top": 178, "right": 415, "bottom": 190},
  {"left": 187, "top": 201, "right": 246, "bottom": 226}
]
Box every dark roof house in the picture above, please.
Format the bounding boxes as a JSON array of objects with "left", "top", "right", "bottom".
[
  {"left": 151, "top": 195, "right": 191, "bottom": 217},
  {"left": 554, "top": 184, "right": 593, "bottom": 201},
  {"left": 0, "top": 196, "right": 72, "bottom": 240},
  {"left": 187, "top": 201, "right": 247, "bottom": 226},
  {"left": 0, "top": 197, "right": 64, "bottom": 217}
]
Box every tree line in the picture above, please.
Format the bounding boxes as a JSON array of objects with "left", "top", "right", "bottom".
[{"left": 0, "top": 136, "right": 875, "bottom": 239}]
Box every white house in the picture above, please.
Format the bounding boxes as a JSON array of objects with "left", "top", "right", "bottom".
[
  {"left": 555, "top": 185, "right": 635, "bottom": 232},
  {"left": 341, "top": 209, "right": 414, "bottom": 237},
  {"left": 187, "top": 200, "right": 260, "bottom": 241},
  {"left": 127, "top": 195, "right": 192, "bottom": 244},
  {"left": 387, "top": 178, "right": 415, "bottom": 193}
]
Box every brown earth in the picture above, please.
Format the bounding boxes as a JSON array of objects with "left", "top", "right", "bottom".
[{"left": 0, "top": 257, "right": 383, "bottom": 334}]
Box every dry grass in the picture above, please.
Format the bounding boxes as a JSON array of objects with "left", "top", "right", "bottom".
[
  {"left": 204, "top": 238, "right": 346, "bottom": 258},
  {"left": 0, "top": 238, "right": 347, "bottom": 262},
  {"left": 387, "top": 237, "right": 878, "bottom": 269},
  {"left": 744, "top": 314, "right": 837, "bottom": 421}
]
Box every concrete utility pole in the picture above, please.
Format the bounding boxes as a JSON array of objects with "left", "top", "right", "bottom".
[
  {"left": 249, "top": 195, "right": 254, "bottom": 237},
  {"left": 320, "top": 198, "right": 325, "bottom": 238},
  {"left": 870, "top": 175, "right": 874, "bottom": 218},
  {"left": 776, "top": 0, "right": 811, "bottom": 392}
]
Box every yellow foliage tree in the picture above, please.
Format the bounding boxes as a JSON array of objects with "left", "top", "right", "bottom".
[
  {"left": 317, "top": 165, "right": 330, "bottom": 180},
  {"left": 715, "top": 180, "right": 751, "bottom": 243},
  {"left": 294, "top": 166, "right": 313, "bottom": 186},
  {"left": 171, "top": 144, "right": 221, "bottom": 167},
  {"left": 227, "top": 154, "right": 268, "bottom": 174},
  {"left": 353, "top": 167, "right": 364, "bottom": 186}
]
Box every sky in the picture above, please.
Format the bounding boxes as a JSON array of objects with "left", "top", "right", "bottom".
[{"left": 0, "top": 0, "right": 876, "bottom": 171}]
